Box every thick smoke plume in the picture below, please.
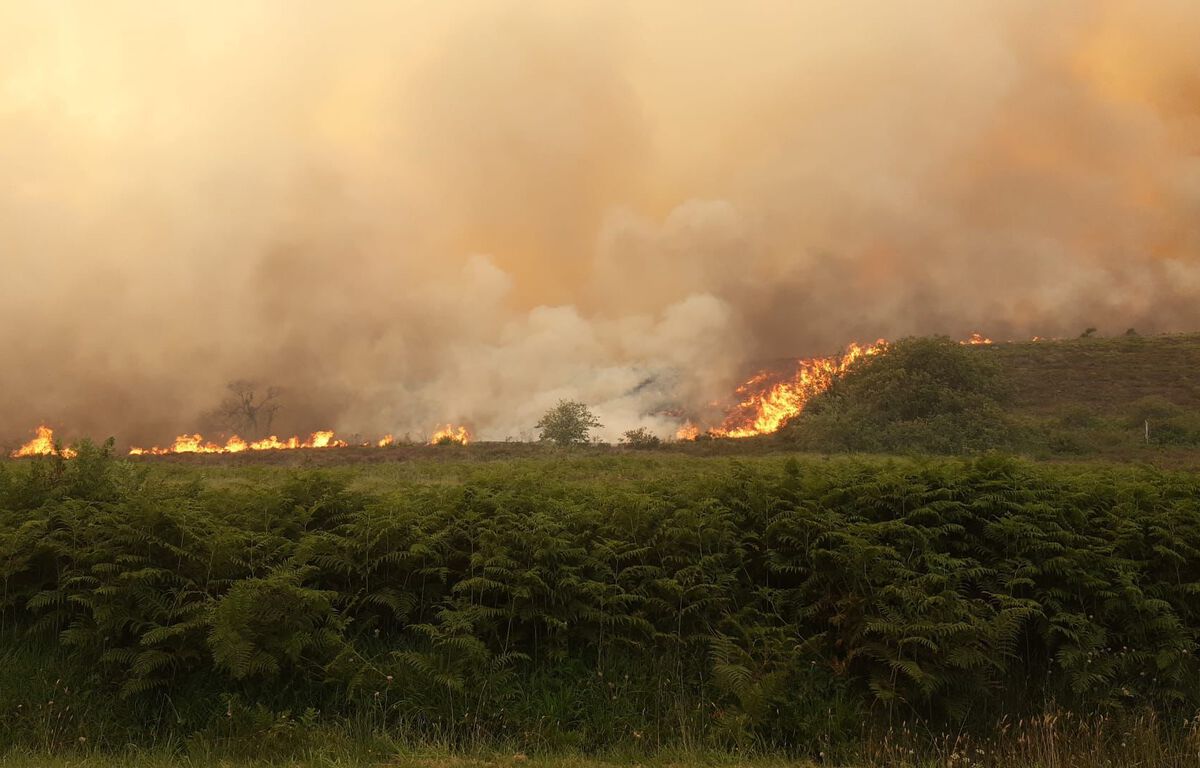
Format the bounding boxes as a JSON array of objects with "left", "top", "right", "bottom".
[{"left": 2, "top": 1, "right": 1198, "bottom": 444}]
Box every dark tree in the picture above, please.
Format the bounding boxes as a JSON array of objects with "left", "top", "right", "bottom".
[{"left": 215, "top": 380, "right": 282, "bottom": 437}]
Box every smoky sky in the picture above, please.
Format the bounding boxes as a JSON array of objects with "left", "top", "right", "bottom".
[{"left": 2, "top": 1, "right": 1198, "bottom": 444}]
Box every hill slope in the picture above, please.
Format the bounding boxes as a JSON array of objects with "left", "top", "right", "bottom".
[
  {"left": 781, "top": 332, "right": 1200, "bottom": 464},
  {"left": 986, "top": 333, "right": 1200, "bottom": 414}
]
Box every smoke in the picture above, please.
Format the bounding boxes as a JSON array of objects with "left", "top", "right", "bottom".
[{"left": 2, "top": 1, "right": 1198, "bottom": 443}]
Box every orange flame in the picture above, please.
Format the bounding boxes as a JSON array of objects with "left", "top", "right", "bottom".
[
  {"left": 429, "top": 424, "right": 470, "bottom": 445},
  {"left": 129, "top": 430, "right": 350, "bottom": 456},
  {"left": 961, "top": 332, "right": 994, "bottom": 345},
  {"left": 9, "top": 425, "right": 77, "bottom": 459},
  {"left": 377, "top": 434, "right": 395, "bottom": 447},
  {"left": 703, "top": 340, "right": 887, "bottom": 438},
  {"left": 688, "top": 331, "right": 1014, "bottom": 439}
]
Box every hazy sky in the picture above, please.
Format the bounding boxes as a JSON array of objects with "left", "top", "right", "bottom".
[{"left": 2, "top": 1, "right": 1198, "bottom": 443}]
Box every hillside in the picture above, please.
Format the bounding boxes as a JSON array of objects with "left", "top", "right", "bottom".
[
  {"left": 973, "top": 333, "right": 1200, "bottom": 463},
  {"left": 985, "top": 333, "right": 1200, "bottom": 413},
  {"left": 775, "top": 332, "right": 1200, "bottom": 464}
]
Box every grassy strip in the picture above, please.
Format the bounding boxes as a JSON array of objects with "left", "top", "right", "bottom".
[{"left": 0, "top": 752, "right": 804, "bottom": 768}]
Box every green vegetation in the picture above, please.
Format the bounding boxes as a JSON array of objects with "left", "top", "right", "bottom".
[
  {"left": 781, "top": 332, "right": 1200, "bottom": 464},
  {"left": 785, "top": 337, "right": 1011, "bottom": 454},
  {"left": 619, "top": 427, "right": 661, "bottom": 449},
  {"left": 994, "top": 333, "right": 1200, "bottom": 462},
  {"left": 6, "top": 332, "right": 1200, "bottom": 764},
  {"left": 5, "top": 444, "right": 1200, "bottom": 764},
  {"left": 535, "top": 400, "right": 603, "bottom": 445}
]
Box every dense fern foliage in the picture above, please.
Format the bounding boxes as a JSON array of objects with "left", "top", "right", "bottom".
[{"left": 3, "top": 443, "right": 1200, "bottom": 753}]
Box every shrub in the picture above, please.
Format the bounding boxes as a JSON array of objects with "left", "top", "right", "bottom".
[
  {"left": 620, "top": 427, "right": 661, "bottom": 449},
  {"left": 1127, "top": 395, "right": 1183, "bottom": 426},
  {"left": 208, "top": 568, "right": 343, "bottom": 680},
  {"left": 535, "top": 400, "right": 602, "bottom": 445},
  {"left": 5, "top": 450, "right": 1200, "bottom": 751},
  {"left": 785, "top": 336, "right": 1012, "bottom": 453},
  {"left": 1058, "top": 405, "right": 1098, "bottom": 429}
]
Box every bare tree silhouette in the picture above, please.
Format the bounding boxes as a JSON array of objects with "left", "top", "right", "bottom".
[{"left": 214, "top": 380, "right": 282, "bottom": 437}]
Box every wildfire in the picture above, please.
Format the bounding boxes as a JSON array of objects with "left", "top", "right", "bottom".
[
  {"left": 961, "top": 332, "right": 994, "bottom": 345},
  {"left": 429, "top": 424, "right": 470, "bottom": 445},
  {"left": 128, "top": 430, "right": 349, "bottom": 456},
  {"left": 9, "top": 425, "right": 77, "bottom": 459},
  {"left": 679, "top": 331, "right": 1019, "bottom": 440},
  {"left": 697, "top": 340, "right": 888, "bottom": 439},
  {"left": 15, "top": 330, "right": 1020, "bottom": 455}
]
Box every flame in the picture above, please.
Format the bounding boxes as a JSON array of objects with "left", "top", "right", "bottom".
[
  {"left": 961, "top": 332, "right": 994, "bottom": 345},
  {"left": 9, "top": 425, "right": 77, "bottom": 458},
  {"left": 704, "top": 340, "right": 887, "bottom": 438},
  {"left": 429, "top": 424, "right": 470, "bottom": 445},
  {"left": 687, "top": 331, "right": 1018, "bottom": 439},
  {"left": 307, "top": 430, "right": 347, "bottom": 448},
  {"left": 23, "top": 330, "right": 1026, "bottom": 454},
  {"left": 129, "top": 430, "right": 350, "bottom": 456}
]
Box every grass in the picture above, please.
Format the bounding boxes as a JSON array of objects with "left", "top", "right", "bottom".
[
  {"left": 991, "top": 333, "right": 1200, "bottom": 413},
  {"left": 6, "top": 712, "right": 1200, "bottom": 767},
  {"left": 982, "top": 333, "right": 1200, "bottom": 464},
  {"left": 0, "top": 750, "right": 811, "bottom": 767}
]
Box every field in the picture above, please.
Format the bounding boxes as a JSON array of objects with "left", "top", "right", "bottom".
[
  {"left": 7, "top": 439, "right": 1200, "bottom": 766},
  {"left": 5, "top": 334, "right": 1200, "bottom": 766}
]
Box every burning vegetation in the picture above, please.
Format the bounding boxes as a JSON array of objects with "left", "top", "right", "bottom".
[
  {"left": 9, "top": 334, "right": 1004, "bottom": 457},
  {"left": 429, "top": 424, "right": 471, "bottom": 445},
  {"left": 127, "top": 430, "right": 350, "bottom": 456},
  {"left": 9, "top": 425, "right": 77, "bottom": 459},
  {"left": 677, "top": 332, "right": 1000, "bottom": 439},
  {"left": 680, "top": 339, "right": 888, "bottom": 439},
  {"left": 9, "top": 425, "right": 472, "bottom": 458}
]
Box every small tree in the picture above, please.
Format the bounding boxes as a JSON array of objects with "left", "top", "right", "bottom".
[
  {"left": 620, "top": 427, "right": 661, "bottom": 449},
  {"left": 535, "top": 400, "right": 602, "bottom": 445}
]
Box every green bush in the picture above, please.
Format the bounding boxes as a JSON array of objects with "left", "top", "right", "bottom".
[
  {"left": 1127, "top": 395, "right": 1183, "bottom": 426},
  {"left": 785, "top": 336, "right": 1012, "bottom": 453},
  {"left": 1059, "top": 405, "right": 1098, "bottom": 429},
  {"left": 619, "top": 427, "right": 662, "bottom": 449}
]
